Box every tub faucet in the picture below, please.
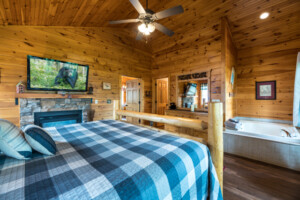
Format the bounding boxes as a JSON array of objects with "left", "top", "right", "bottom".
[{"left": 281, "top": 129, "right": 291, "bottom": 137}]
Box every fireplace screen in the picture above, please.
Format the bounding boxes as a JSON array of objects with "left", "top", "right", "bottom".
[{"left": 34, "top": 110, "right": 82, "bottom": 128}]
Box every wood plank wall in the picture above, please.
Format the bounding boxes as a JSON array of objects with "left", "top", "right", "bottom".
[
  {"left": 0, "top": 26, "right": 152, "bottom": 126},
  {"left": 236, "top": 38, "right": 300, "bottom": 121},
  {"left": 151, "top": 19, "right": 223, "bottom": 105},
  {"left": 222, "top": 18, "right": 237, "bottom": 121}
]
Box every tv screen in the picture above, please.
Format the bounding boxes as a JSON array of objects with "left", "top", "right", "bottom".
[
  {"left": 27, "top": 55, "right": 89, "bottom": 92},
  {"left": 185, "top": 83, "right": 197, "bottom": 96}
]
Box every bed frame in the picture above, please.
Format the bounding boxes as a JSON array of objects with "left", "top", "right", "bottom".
[{"left": 113, "top": 100, "right": 224, "bottom": 192}]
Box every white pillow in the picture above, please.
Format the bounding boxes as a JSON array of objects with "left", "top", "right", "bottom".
[{"left": 0, "top": 119, "right": 32, "bottom": 159}]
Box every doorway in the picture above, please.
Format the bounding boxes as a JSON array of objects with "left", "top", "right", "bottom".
[
  {"left": 155, "top": 77, "right": 168, "bottom": 128},
  {"left": 121, "top": 76, "right": 144, "bottom": 124},
  {"left": 156, "top": 78, "right": 168, "bottom": 115}
]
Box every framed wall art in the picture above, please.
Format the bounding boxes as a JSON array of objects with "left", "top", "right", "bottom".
[
  {"left": 256, "top": 81, "right": 276, "bottom": 100},
  {"left": 103, "top": 82, "right": 111, "bottom": 90}
]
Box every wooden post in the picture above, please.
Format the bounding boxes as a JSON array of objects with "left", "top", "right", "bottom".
[
  {"left": 208, "top": 102, "right": 223, "bottom": 193},
  {"left": 113, "top": 100, "right": 119, "bottom": 120}
]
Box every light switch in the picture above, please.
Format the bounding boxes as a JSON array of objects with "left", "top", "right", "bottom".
[{"left": 95, "top": 100, "right": 98, "bottom": 104}]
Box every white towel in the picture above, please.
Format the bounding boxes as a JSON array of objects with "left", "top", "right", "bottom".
[{"left": 225, "top": 120, "right": 243, "bottom": 131}]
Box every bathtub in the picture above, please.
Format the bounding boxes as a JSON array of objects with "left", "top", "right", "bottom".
[{"left": 224, "top": 117, "right": 300, "bottom": 171}]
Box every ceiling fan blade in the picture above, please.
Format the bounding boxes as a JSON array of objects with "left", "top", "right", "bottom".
[
  {"left": 154, "top": 5, "right": 184, "bottom": 20},
  {"left": 109, "top": 19, "right": 139, "bottom": 24},
  {"left": 154, "top": 23, "right": 174, "bottom": 36},
  {"left": 129, "top": 0, "right": 146, "bottom": 14},
  {"left": 136, "top": 32, "right": 143, "bottom": 40}
]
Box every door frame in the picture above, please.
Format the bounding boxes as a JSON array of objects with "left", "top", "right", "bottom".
[
  {"left": 120, "top": 75, "right": 145, "bottom": 113},
  {"left": 152, "top": 77, "right": 169, "bottom": 114}
]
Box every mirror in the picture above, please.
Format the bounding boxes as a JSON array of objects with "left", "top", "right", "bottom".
[{"left": 176, "top": 72, "right": 209, "bottom": 111}]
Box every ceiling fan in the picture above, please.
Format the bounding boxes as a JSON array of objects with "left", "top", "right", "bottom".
[{"left": 109, "top": 0, "right": 184, "bottom": 40}]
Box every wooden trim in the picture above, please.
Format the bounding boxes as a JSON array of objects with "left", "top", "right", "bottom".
[
  {"left": 113, "top": 100, "right": 119, "bottom": 120},
  {"left": 177, "top": 78, "right": 208, "bottom": 82},
  {"left": 116, "top": 109, "right": 208, "bottom": 131},
  {"left": 138, "top": 78, "right": 145, "bottom": 113},
  {"left": 152, "top": 78, "right": 156, "bottom": 114}
]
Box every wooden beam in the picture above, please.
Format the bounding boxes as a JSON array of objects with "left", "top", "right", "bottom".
[
  {"left": 115, "top": 109, "right": 208, "bottom": 131},
  {"left": 208, "top": 102, "right": 224, "bottom": 193},
  {"left": 15, "top": 93, "right": 92, "bottom": 99}
]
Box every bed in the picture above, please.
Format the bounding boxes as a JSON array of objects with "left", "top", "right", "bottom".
[{"left": 0, "top": 102, "right": 223, "bottom": 200}]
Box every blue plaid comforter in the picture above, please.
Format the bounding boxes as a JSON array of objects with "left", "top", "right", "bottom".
[{"left": 0, "top": 120, "right": 222, "bottom": 200}]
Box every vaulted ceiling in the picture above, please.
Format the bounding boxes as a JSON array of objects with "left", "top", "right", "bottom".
[{"left": 0, "top": 0, "right": 299, "bottom": 50}]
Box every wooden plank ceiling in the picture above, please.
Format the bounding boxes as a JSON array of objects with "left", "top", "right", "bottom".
[{"left": 0, "top": 0, "right": 299, "bottom": 49}]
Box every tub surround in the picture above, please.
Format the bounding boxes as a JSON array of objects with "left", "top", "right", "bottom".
[{"left": 224, "top": 118, "right": 300, "bottom": 171}]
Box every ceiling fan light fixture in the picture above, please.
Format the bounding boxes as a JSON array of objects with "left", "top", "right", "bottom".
[
  {"left": 260, "top": 12, "right": 269, "bottom": 19},
  {"left": 147, "top": 23, "right": 155, "bottom": 32},
  {"left": 110, "top": 0, "right": 184, "bottom": 40},
  {"left": 138, "top": 23, "right": 155, "bottom": 35}
]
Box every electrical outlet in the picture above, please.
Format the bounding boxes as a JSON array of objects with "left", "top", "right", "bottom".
[
  {"left": 107, "top": 99, "right": 111, "bottom": 104},
  {"left": 95, "top": 100, "right": 98, "bottom": 104}
]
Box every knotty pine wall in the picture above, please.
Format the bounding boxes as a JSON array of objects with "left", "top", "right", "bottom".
[
  {"left": 0, "top": 26, "right": 152, "bottom": 126},
  {"left": 151, "top": 20, "right": 223, "bottom": 105},
  {"left": 236, "top": 38, "right": 300, "bottom": 121}
]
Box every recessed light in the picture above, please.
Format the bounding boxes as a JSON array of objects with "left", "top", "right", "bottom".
[{"left": 260, "top": 12, "right": 269, "bottom": 19}]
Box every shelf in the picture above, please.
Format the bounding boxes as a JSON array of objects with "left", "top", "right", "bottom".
[
  {"left": 177, "top": 78, "right": 208, "bottom": 82},
  {"left": 15, "top": 93, "right": 93, "bottom": 99}
]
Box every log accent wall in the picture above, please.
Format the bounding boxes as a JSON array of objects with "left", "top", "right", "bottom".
[
  {"left": 236, "top": 38, "right": 300, "bottom": 121},
  {"left": 0, "top": 26, "right": 152, "bottom": 126}
]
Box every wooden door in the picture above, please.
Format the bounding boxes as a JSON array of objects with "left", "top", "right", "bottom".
[
  {"left": 156, "top": 79, "right": 168, "bottom": 115},
  {"left": 126, "top": 79, "right": 141, "bottom": 124}
]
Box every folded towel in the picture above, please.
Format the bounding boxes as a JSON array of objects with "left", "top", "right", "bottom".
[
  {"left": 225, "top": 120, "right": 243, "bottom": 131},
  {"left": 229, "top": 118, "right": 239, "bottom": 123}
]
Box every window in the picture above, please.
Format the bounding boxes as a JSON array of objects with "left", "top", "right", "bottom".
[{"left": 200, "top": 83, "right": 208, "bottom": 108}]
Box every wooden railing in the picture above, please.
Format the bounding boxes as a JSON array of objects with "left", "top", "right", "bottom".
[
  {"left": 113, "top": 100, "right": 224, "bottom": 192},
  {"left": 115, "top": 110, "right": 208, "bottom": 131}
]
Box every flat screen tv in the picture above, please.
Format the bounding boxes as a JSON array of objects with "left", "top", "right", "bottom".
[
  {"left": 27, "top": 55, "right": 89, "bottom": 92},
  {"left": 185, "top": 83, "right": 197, "bottom": 96}
]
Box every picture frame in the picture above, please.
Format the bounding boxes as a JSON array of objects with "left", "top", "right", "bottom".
[
  {"left": 103, "top": 82, "right": 111, "bottom": 90},
  {"left": 256, "top": 81, "right": 276, "bottom": 100}
]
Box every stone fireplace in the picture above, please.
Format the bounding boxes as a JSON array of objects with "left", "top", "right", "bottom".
[{"left": 20, "top": 98, "right": 92, "bottom": 128}]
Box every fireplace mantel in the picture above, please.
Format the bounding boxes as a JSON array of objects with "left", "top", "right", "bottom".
[{"left": 15, "top": 93, "right": 92, "bottom": 99}]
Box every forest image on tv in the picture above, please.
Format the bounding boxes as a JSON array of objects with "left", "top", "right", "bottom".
[{"left": 29, "top": 57, "right": 88, "bottom": 91}]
